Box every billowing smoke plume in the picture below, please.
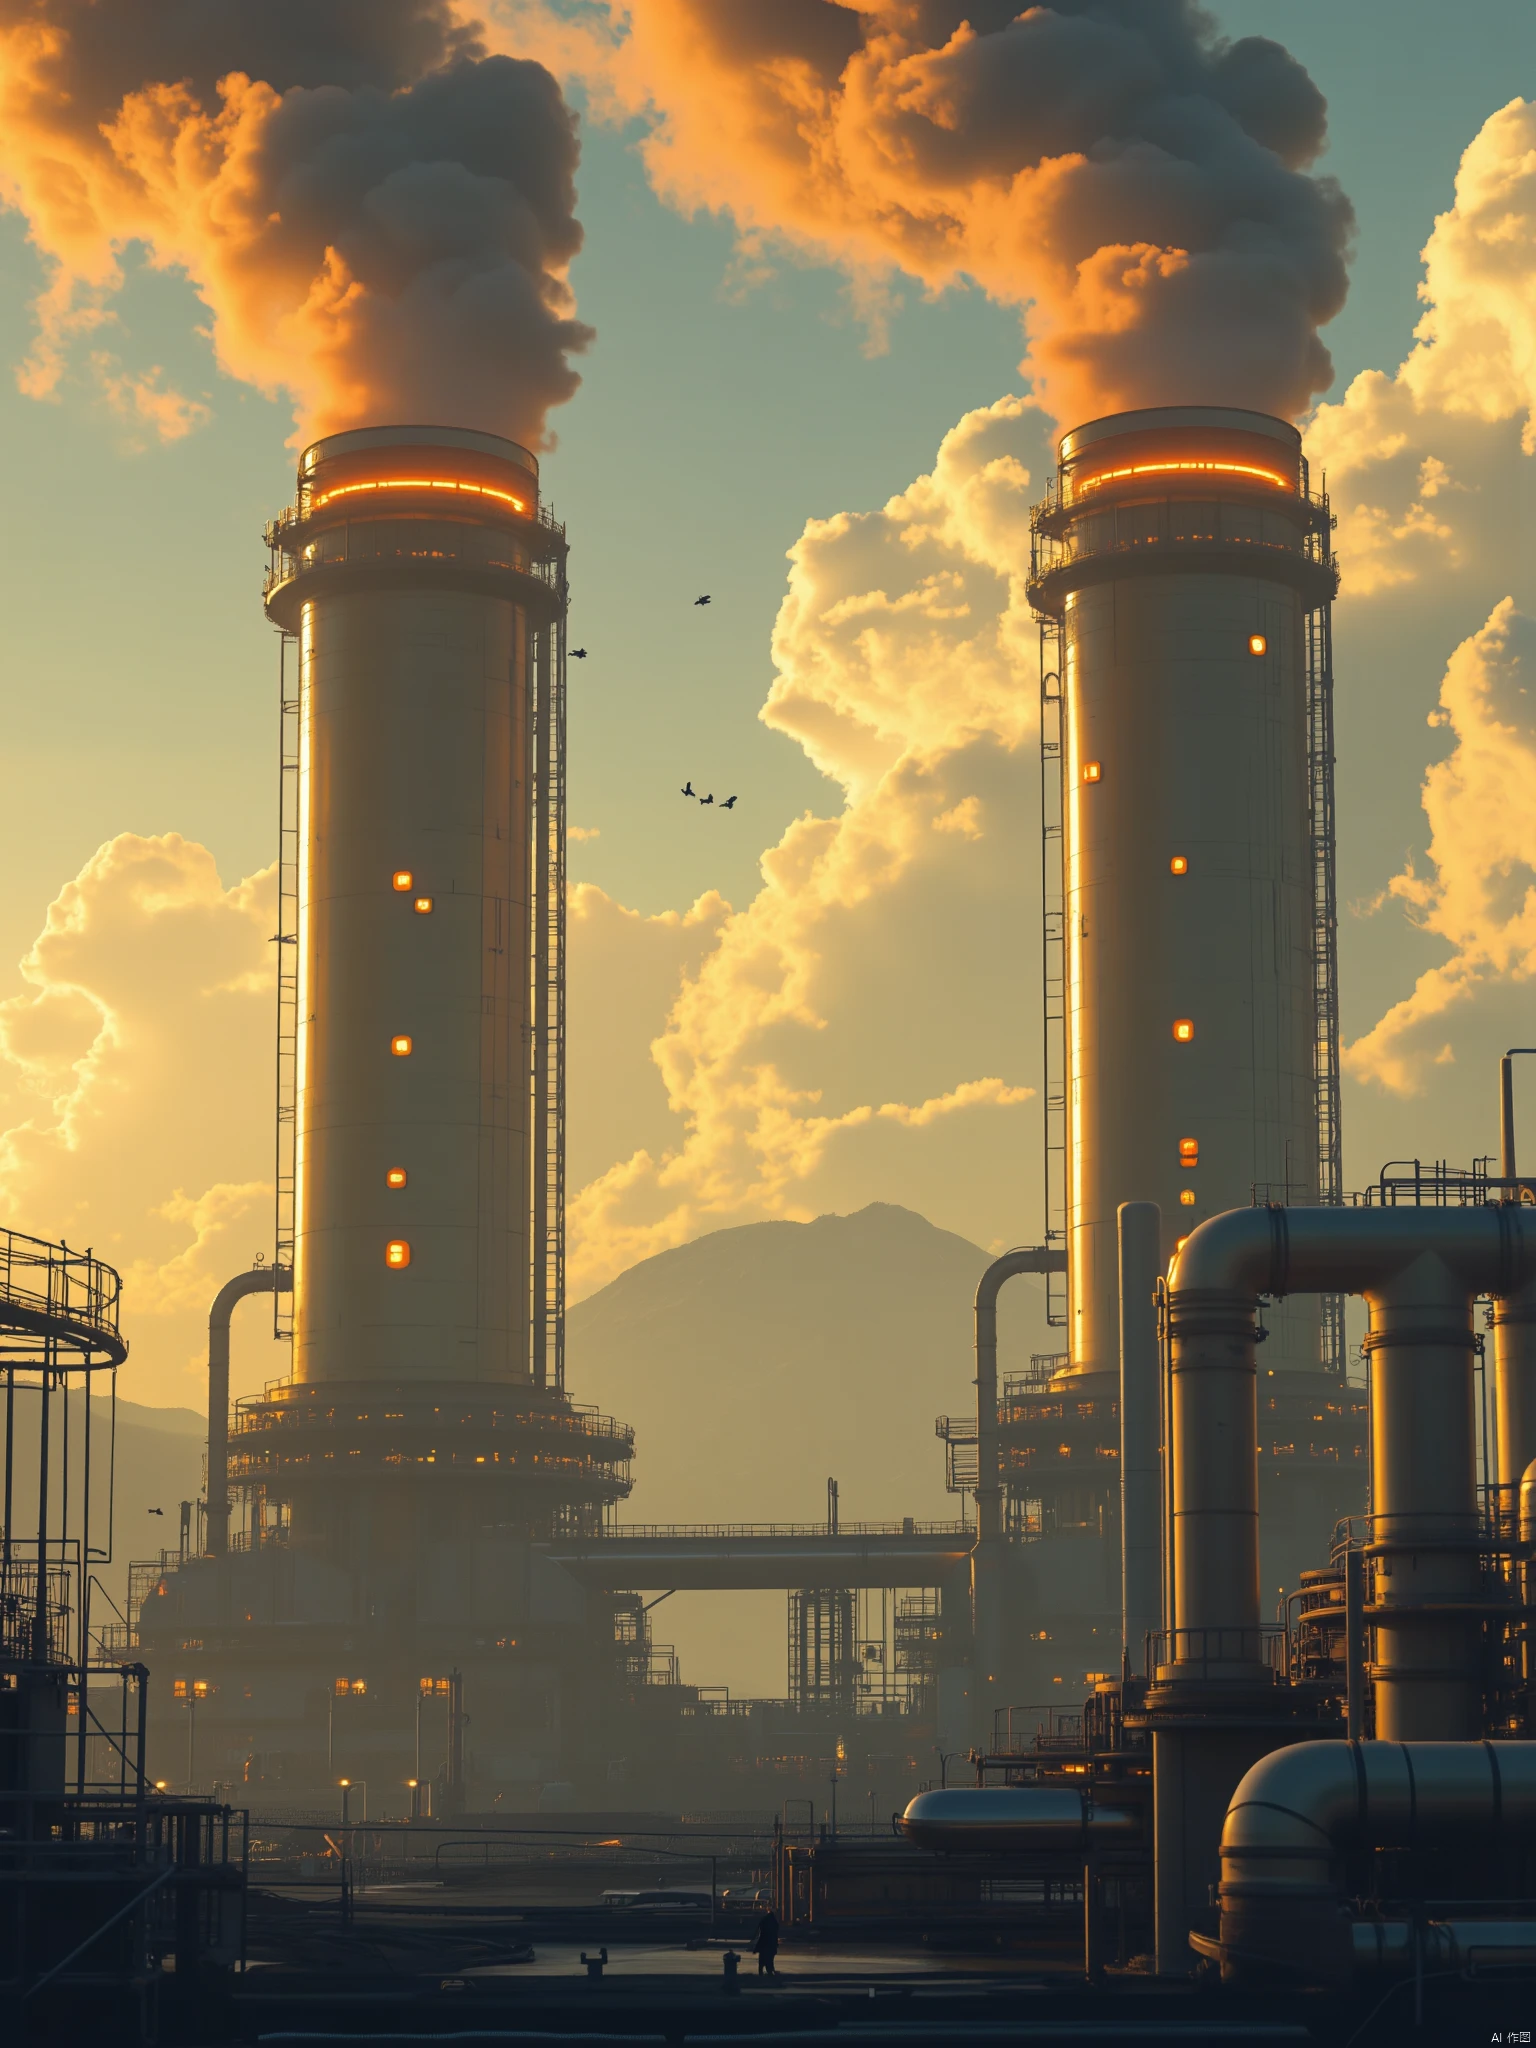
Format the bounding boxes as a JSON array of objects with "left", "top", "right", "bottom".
[
  {"left": 515, "top": 0, "right": 1352, "bottom": 422},
  {"left": 0, "top": 0, "right": 592, "bottom": 442}
]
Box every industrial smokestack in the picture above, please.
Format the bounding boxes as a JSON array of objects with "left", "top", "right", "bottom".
[
  {"left": 266, "top": 425, "right": 562, "bottom": 1388},
  {"left": 1029, "top": 405, "right": 1339, "bottom": 1381}
]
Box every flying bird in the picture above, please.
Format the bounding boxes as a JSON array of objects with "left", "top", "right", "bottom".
[
  {"left": 147, "top": 1506, "right": 164, "bottom": 1516},
  {"left": 700, "top": 793, "right": 714, "bottom": 805},
  {"left": 694, "top": 595, "right": 711, "bottom": 606},
  {"left": 722, "top": 796, "right": 737, "bottom": 809},
  {"left": 570, "top": 647, "right": 588, "bottom": 659},
  {"left": 681, "top": 780, "right": 696, "bottom": 797}
]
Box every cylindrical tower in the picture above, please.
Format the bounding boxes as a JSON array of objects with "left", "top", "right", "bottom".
[
  {"left": 1029, "top": 406, "right": 1336, "bottom": 1379},
  {"left": 270, "top": 426, "right": 548, "bottom": 1387},
  {"left": 243, "top": 426, "right": 630, "bottom": 1547}
]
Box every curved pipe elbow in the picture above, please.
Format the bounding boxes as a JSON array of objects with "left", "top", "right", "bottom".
[
  {"left": 210, "top": 1263, "right": 291, "bottom": 1331},
  {"left": 1171, "top": 1203, "right": 1536, "bottom": 1305},
  {"left": 974, "top": 1244, "right": 1065, "bottom": 1316}
]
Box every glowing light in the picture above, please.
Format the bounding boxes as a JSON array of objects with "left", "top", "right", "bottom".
[
  {"left": 1173, "top": 1019, "right": 1194, "bottom": 1042},
  {"left": 392, "top": 871, "right": 413, "bottom": 892},
  {"left": 1074, "top": 458, "right": 1292, "bottom": 496},
  {"left": 1179, "top": 1138, "right": 1199, "bottom": 1165},
  {"left": 1249, "top": 633, "right": 1268, "bottom": 655},
  {"left": 1082, "top": 760, "right": 1102, "bottom": 784},
  {"left": 312, "top": 477, "right": 528, "bottom": 514},
  {"left": 1175, "top": 1235, "right": 1191, "bottom": 1253},
  {"left": 386, "top": 1168, "right": 407, "bottom": 1190},
  {"left": 391, "top": 1035, "right": 413, "bottom": 1057},
  {"left": 386, "top": 1240, "right": 411, "bottom": 1268},
  {"left": 413, "top": 896, "right": 433, "bottom": 914},
  {"left": 1180, "top": 1189, "right": 1197, "bottom": 1207},
  {"left": 1170, "top": 855, "right": 1188, "bottom": 875}
]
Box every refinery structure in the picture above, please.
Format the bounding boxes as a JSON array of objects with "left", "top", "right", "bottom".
[
  {"left": 132, "top": 406, "right": 1372, "bottom": 1804},
  {"left": 14, "top": 401, "right": 1536, "bottom": 2032}
]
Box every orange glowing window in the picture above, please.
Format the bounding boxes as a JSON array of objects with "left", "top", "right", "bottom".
[
  {"left": 391, "top": 1035, "right": 413, "bottom": 1057},
  {"left": 385, "top": 1240, "right": 411, "bottom": 1269},
  {"left": 312, "top": 477, "right": 528, "bottom": 515},
  {"left": 1170, "top": 855, "right": 1189, "bottom": 876},
  {"left": 1173, "top": 1018, "right": 1195, "bottom": 1042},
  {"left": 1180, "top": 1189, "right": 1197, "bottom": 1207},
  {"left": 1179, "top": 1137, "right": 1199, "bottom": 1166},
  {"left": 173, "top": 1679, "right": 187, "bottom": 1699},
  {"left": 413, "top": 896, "right": 433, "bottom": 914},
  {"left": 1082, "top": 761, "right": 1102, "bottom": 784},
  {"left": 1249, "top": 633, "right": 1268, "bottom": 656},
  {"left": 392, "top": 871, "right": 413, "bottom": 892},
  {"left": 1074, "top": 458, "right": 1291, "bottom": 496},
  {"left": 386, "top": 1168, "right": 407, "bottom": 1190}
]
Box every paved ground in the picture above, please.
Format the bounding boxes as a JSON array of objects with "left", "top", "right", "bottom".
[{"left": 468, "top": 1939, "right": 1051, "bottom": 1980}]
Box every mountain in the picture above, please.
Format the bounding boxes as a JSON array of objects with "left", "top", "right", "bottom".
[{"left": 567, "top": 1203, "right": 1055, "bottom": 1528}]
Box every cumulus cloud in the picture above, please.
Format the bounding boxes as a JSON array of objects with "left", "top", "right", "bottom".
[
  {"left": 0, "top": 0, "right": 591, "bottom": 444},
  {"left": 1344, "top": 600, "right": 1536, "bottom": 1096},
  {"left": 1307, "top": 99, "right": 1536, "bottom": 595},
  {"left": 501, "top": 0, "right": 1352, "bottom": 422},
  {"left": 567, "top": 398, "right": 1042, "bottom": 1295},
  {"left": 0, "top": 834, "right": 279, "bottom": 1402}
]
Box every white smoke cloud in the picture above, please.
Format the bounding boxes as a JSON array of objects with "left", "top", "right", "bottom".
[
  {"left": 1344, "top": 599, "right": 1536, "bottom": 1097},
  {"left": 495, "top": 0, "right": 1352, "bottom": 424},
  {"left": 0, "top": 834, "right": 279, "bottom": 1403},
  {"left": 0, "top": 0, "right": 592, "bottom": 445},
  {"left": 567, "top": 396, "right": 1043, "bottom": 1295},
  {"left": 1307, "top": 98, "right": 1536, "bottom": 596}
]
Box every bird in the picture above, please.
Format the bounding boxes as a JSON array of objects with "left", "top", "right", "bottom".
[
  {"left": 571, "top": 647, "right": 588, "bottom": 659},
  {"left": 700, "top": 793, "right": 714, "bottom": 805},
  {"left": 147, "top": 1507, "right": 164, "bottom": 1517},
  {"left": 722, "top": 796, "right": 738, "bottom": 810},
  {"left": 694, "top": 595, "right": 711, "bottom": 607},
  {"left": 681, "top": 780, "right": 696, "bottom": 797}
]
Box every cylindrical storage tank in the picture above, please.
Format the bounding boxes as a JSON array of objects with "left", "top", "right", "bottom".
[
  {"left": 1029, "top": 407, "right": 1335, "bottom": 1378},
  {"left": 265, "top": 426, "right": 562, "bottom": 1387}
]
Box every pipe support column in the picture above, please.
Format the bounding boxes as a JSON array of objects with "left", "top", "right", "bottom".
[
  {"left": 1118, "top": 1203, "right": 1162, "bottom": 1671},
  {"left": 1365, "top": 1254, "right": 1481, "bottom": 1740}
]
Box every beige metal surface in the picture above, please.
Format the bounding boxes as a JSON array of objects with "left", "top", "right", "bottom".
[
  {"left": 1046, "top": 408, "right": 1322, "bottom": 1378},
  {"left": 271, "top": 428, "right": 550, "bottom": 1387}
]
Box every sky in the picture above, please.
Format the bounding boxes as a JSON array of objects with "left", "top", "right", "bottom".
[{"left": 0, "top": 0, "right": 1533, "bottom": 1450}]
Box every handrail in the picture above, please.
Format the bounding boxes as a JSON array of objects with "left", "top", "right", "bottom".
[{"left": 0, "top": 1225, "right": 125, "bottom": 1365}]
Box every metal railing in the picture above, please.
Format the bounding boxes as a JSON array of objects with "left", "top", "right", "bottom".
[
  {"left": 0, "top": 1225, "right": 124, "bottom": 1357},
  {"left": 1146, "top": 1625, "right": 1289, "bottom": 1678},
  {"left": 588, "top": 1520, "right": 971, "bottom": 1542}
]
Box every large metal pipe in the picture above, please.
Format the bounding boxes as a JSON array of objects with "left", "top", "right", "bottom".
[
  {"left": 899, "top": 1786, "right": 1140, "bottom": 1853},
  {"left": 1167, "top": 1204, "right": 1534, "bottom": 1732},
  {"left": 974, "top": 1246, "right": 1067, "bottom": 1541},
  {"left": 1118, "top": 1203, "right": 1162, "bottom": 1669},
  {"left": 206, "top": 1266, "right": 291, "bottom": 1556},
  {"left": 1214, "top": 1738, "right": 1536, "bottom": 1982},
  {"left": 972, "top": 1246, "right": 1065, "bottom": 1741}
]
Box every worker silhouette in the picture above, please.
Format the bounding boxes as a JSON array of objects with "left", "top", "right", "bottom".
[{"left": 750, "top": 1906, "right": 779, "bottom": 1976}]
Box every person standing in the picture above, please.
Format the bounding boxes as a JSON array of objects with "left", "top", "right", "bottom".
[{"left": 751, "top": 1906, "right": 780, "bottom": 1976}]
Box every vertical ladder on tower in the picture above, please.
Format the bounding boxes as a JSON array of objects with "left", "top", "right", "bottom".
[
  {"left": 1306, "top": 528, "right": 1345, "bottom": 1373},
  {"left": 1039, "top": 619, "right": 1067, "bottom": 1329},
  {"left": 530, "top": 591, "right": 567, "bottom": 1394},
  {"left": 273, "top": 631, "right": 300, "bottom": 1340}
]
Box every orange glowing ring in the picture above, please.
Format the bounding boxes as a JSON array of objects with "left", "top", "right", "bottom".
[
  {"left": 311, "top": 477, "right": 529, "bottom": 514},
  {"left": 1072, "top": 459, "right": 1292, "bottom": 497}
]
